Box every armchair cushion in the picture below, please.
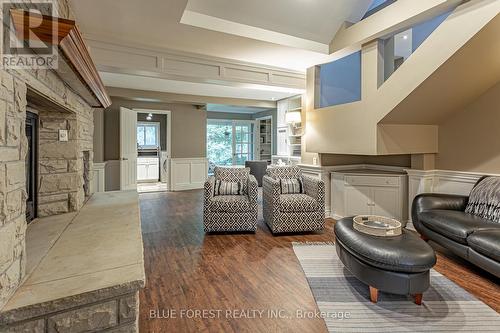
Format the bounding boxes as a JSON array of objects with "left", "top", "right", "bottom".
[
  {"left": 266, "top": 166, "right": 302, "bottom": 179},
  {"left": 208, "top": 195, "right": 251, "bottom": 213},
  {"left": 419, "top": 210, "right": 500, "bottom": 244},
  {"left": 279, "top": 194, "right": 319, "bottom": 212},
  {"left": 214, "top": 180, "right": 244, "bottom": 196},
  {"left": 214, "top": 166, "right": 250, "bottom": 194},
  {"left": 280, "top": 178, "right": 305, "bottom": 194}
]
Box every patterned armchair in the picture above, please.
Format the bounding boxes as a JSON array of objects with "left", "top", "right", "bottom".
[
  {"left": 203, "top": 167, "right": 258, "bottom": 232},
  {"left": 263, "top": 166, "right": 325, "bottom": 234}
]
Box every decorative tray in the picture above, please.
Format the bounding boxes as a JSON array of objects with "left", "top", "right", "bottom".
[{"left": 353, "top": 215, "right": 402, "bottom": 237}]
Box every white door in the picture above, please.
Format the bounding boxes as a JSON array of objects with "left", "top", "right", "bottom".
[
  {"left": 345, "top": 186, "right": 372, "bottom": 216},
  {"left": 277, "top": 99, "right": 288, "bottom": 127},
  {"left": 277, "top": 128, "right": 288, "bottom": 156},
  {"left": 120, "top": 107, "right": 137, "bottom": 190}
]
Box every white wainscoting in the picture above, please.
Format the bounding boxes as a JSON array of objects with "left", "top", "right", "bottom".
[
  {"left": 406, "top": 169, "right": 499, "bottom": 221},
  {"left": 105, "top": 160, "right": 121, "bottom": 192},
  {"left": 170, "top": 158, "right": 208, "bottom": 191},
  {"left": 92, "top": 162, "right": 106, "bottom": 193}
]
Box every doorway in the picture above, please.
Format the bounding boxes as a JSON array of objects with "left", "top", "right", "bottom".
[
  {"left": 25, "top": 111, "right": 38, "bottom": 223},
  {"left": 206, "top": 120, "right": 254, "bottom": 173},
  {"left": 132, "top": 109, "right": 171, "bottom": 193}
]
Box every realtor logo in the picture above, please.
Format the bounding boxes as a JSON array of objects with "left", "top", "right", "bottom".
[{"left": 1, "top": 1, "right": 58, "bottom": 69}]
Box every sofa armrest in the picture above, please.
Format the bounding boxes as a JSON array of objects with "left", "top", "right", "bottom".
[
  {"left": 411, "top": 193, "right": 469, "bottom": 232},
  {"left": 302, "top": 175, "right": 325, "bottom": 205}
]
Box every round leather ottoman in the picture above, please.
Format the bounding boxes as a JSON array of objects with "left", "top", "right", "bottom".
[{"left": 334, "top": 217, "right": 436, "bottom": 304}]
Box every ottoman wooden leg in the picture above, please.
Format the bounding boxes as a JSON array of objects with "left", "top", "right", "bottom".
[
  {"left": 369, "top": 286, "right": 378, "bottom": 303},
  {"left": 414, "top": 293, "right": 423, "bottom": 305}
]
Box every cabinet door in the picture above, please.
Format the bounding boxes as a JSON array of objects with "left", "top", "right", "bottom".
[
  {"left": 277, "top": 100, "right": 288, "bottom": 128},
  {"left": 149, "top": 161, "right": 160, "bottom": 180},
  {"left": 345, "top": 186, "right": 372, "bottom": 216},
  {"left": 372, "top": 187, "right": 400, "bottom": 219},
  {"left": 277, "top": 128, "right": 288, "bottom": 156},
  {"left": 137, "top": 164, "right": 148, "bottom": 180}
]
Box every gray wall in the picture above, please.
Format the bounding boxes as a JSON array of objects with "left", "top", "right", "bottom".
[
  {"left": 207, "top": 111, "right": 253, "bottom": 121},
  {"left": 103, "top": 98, "right": 207, "bottom": 160}
]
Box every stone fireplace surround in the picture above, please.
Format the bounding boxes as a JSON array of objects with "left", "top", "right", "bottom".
[{"left": 0, "top": 0, "right": 94, "bottom": 318}]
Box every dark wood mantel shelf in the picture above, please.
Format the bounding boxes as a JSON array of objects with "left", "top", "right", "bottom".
[{"left": 10, "top": 9, "right": 112, "bottom": 108}]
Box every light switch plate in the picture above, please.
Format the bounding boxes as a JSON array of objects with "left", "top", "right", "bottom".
[{"left": 58, "top": 129, "right": 68, "bottom": 142}]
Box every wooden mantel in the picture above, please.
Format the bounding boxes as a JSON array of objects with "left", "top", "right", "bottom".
[{"left": 10, "top": 9, "right": 112, "bottom": 108}]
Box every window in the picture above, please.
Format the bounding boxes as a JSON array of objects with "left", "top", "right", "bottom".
[
  {"left": 137, "top": 122, "right": 160, "bottom": 148},
  {"left": 206, "top": 120, "right": 254, "bottom": 173},
  {"left": 317, "top": 51, "right": 362, "bottom": 108}
]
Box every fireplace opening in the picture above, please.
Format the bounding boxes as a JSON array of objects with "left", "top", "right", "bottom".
[
  {"left": 83, "top": 151, "right": 90, "bottom": 197},
  {"left": 25, "top": 110, "right": 38, "bottom": 223}
]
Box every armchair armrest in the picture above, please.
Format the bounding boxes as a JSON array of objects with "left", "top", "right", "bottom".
[
  {"left": 204, "top": 176, "right": 215, "bottom": 202},
  {"left": 263, "top": 175, "right": 280, "bottom": 209},
  {"left": 302, "top": 175, "right": 325, "bottom": 205},
  {"left": 247, "top": 175, "right": 258, "bottom": 205}
]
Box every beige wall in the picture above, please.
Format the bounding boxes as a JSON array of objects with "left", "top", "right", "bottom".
[
  {"left": 436, "top": 82, "right": 500, "bottom": 173},
  {"left": 103, "top": 98, "right": 207, "bottom": 160}
]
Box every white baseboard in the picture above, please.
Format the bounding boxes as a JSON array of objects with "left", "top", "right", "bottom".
[{"left": 170, "top": 158, "right": 208, "bottom": 191}]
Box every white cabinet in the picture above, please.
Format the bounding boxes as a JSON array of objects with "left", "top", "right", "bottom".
[
  {"left": 137, "top": 157, "right": 159, "bottom": 181},
  {"left": 331, "top": 170, "right": 408, "bottom": 225}
]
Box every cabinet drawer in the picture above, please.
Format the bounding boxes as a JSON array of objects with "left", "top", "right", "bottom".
[{"left": 345, "top": 175, "right": 399, "bottom": 187}]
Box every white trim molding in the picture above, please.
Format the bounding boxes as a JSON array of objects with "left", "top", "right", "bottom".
[
  {"left": 85, "top": 37, "right": 306, "bottom": 90},
  {"left": 170, "top": 158, "right": 208, "bottom": 191},
  {"left": 405, "top": 169, "right": 500, "bottom": 221},
  {"left": 92, "top": 162, "right": 106, "bottom": 193}
]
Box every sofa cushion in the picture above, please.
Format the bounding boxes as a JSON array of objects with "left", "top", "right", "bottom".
[
  {"left": 209, "top": 195, "right": 250, "bottom": 212},
  {"left": 467, "top": 229, "right": 500, "bottom": 262},
  {"left": 279, "top": 194, "right": 318, "bottom": 212},
  {"left": 419, "top": 210, "right": 500, "bottom": 244}
]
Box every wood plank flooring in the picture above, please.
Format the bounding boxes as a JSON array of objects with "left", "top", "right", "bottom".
[{"left": 139, "top": 190, "right": 499, "bottom": 332}]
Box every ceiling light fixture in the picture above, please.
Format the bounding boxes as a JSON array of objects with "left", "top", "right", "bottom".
[{"left": 146, "top": 113, "right": 153, "bottom": 121}]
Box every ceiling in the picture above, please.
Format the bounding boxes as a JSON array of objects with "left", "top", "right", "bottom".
[
  {"left": 182, "top": 0, "right": 371, "bottom": 53},
  {"left": 70, "top": 0, "right": 372, "bottom": 102}
]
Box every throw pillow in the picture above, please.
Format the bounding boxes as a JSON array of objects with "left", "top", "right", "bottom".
[
  {"left": 280, "top": 178, "right": 305, "bottom": 194},
  {"left": 465, "top": 176, "right": 500, "bottom": 223},
  {"left": 214, "top": 180, "right": 243, "bottom": 196}
]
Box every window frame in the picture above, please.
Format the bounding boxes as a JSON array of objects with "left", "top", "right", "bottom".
[{"left": 137, "top": 121, "right": 160, "bottom": 149}]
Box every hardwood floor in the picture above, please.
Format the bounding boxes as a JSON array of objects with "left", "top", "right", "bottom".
[{"left": 139, "top": 190, "right": 499, "bottom": 332}]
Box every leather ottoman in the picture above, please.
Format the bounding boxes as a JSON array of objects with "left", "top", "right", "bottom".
[{"left": 334, "top": 217, "right": 437, "bottom": 304}]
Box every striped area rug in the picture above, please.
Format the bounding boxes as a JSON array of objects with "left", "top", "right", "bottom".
[{"left": 293, "top": 243, "right": 500, "bottom": 332}]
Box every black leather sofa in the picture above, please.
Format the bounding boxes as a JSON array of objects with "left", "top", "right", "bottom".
[{"left": 412, "top": 190, "right": 500, "bottom": 278}]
